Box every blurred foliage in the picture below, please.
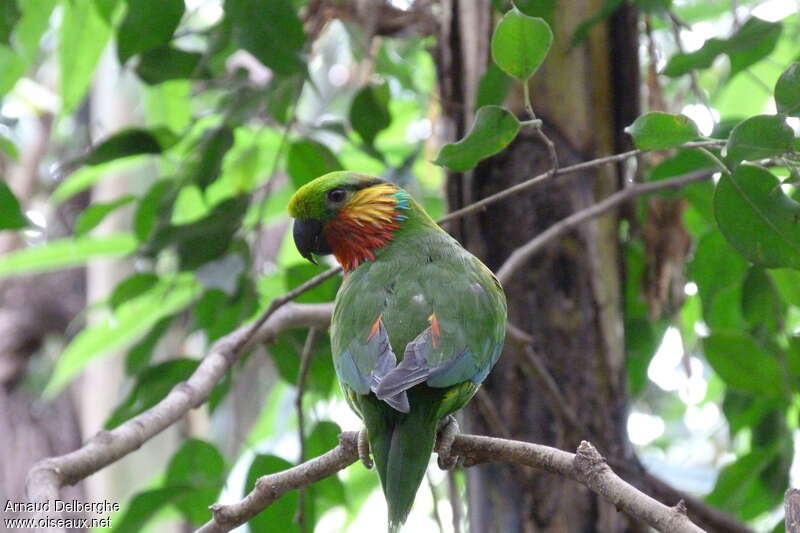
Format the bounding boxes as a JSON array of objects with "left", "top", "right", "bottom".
[{"left": 0, "top": 0, "right": 798, "bottom": 531}]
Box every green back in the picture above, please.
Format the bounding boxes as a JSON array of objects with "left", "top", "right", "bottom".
[{"left": 330, "top": 195, "right": 506, "bottom": 400}]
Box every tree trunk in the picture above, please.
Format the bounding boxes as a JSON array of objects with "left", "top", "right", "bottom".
[{"left": 435, "top": 1, "right": 640, "bottom": 531}]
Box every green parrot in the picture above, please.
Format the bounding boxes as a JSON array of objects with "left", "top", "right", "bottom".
[{"left": 288, "top": 171, "right": 506, "bottom": 531}]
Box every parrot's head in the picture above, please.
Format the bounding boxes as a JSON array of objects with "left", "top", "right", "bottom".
[{"left": 288, "top": 171, "right": 411, "bottom": 271}]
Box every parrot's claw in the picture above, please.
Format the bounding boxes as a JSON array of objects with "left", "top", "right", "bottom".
[
  {"left": 435, "top": 415, "right": 460, "bottom": 470},
  {"left": 358, "top": 428, "right": 373, "bottom": 469}
]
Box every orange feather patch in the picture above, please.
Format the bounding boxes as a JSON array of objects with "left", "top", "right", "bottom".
[{"left": 324, "top": 184, "right": 406, "bottom": 271}]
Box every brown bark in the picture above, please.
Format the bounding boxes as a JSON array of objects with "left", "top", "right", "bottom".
[
  {"left": 434, "top": 2, "right": 749, "bottom": 532},
  {"left": 435, "top": 1, "right": 639, "bottom": 531}
]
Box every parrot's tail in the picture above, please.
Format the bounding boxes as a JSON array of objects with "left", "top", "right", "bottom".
[{"left": 364, "top": 398, "right": 440, "bottom": 533}]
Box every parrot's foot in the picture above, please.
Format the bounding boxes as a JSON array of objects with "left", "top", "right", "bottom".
[
  {"left": 358, "top": 428, "right": 373, "bottom": 469},
  {"left": 435, "top": 415, "right": 460, "bottom": 470}
]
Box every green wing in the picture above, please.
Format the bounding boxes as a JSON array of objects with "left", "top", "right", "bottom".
[{"left": 331, "top": 230, "right": 506, "bottom": 413}]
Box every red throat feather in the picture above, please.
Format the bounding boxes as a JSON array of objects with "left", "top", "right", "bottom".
[{"left": 323, "top": 184, "right": 408, "bottom": 271}]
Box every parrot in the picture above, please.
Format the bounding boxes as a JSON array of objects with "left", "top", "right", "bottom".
[{"left": 288, "top": 171, "right": 507, "bottom": 531}]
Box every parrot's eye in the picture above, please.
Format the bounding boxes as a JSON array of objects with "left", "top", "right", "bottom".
[{"left": 327, "top": 188, "right": 347, "bottom": 204}]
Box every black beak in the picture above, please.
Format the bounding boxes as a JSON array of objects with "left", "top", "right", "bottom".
[{"left": 292, "top": 219, "right": 332, "bottom": 264}]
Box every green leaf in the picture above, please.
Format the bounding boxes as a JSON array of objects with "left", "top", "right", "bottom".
[
  {"left": 703, "top": 332, "right": 783, "bottom": 395},
  {"left": 265, "top": 73, "right": 303, "bottom": 124},
  {"left": 714, "top": 164, "right": 800, "bottom": 269},
  {"left": 434, "top": 105, "right": 520, "bottom": 171},
  {"left": 44, "top": 274, "right": 198, "bottom": 397},
  {"left": 135, "top": 45, "right": 209, "bottom": 85},
  {"left": 305, "top": 422, "right": 347, "bottom": 510},
  {"left": 225, "top": 0, "right": 305, "bottom": 76},
  {"left": 0, "top": 180, "right": 28, "bottom": 229},
  {"left": 0, "top": 0, "right": 20, "bottom": 45},
  {"left": 741, "top": 267, "right": 784, "bottom": 334},
  {"left": 770, "top": 268, "right": 800, "bottom": 307},
  {"left": 688, "top": 231, "right": 748, "bottom": 314},
  {"left": 94, "top": 0, "right": 120, "bottom": 22},
  {"left": 707, "top": 284, "right": 746, "bottom": 331},
  {"left": 286, "top": 263, "right": 340, "bottom": 304},
  {"left": 513, "top": 0, "right": 556, "bottom": 24},
  {"left": 106, "top": 358, "right": 199, "bottom": 428},
  {"left": 0, "top": 234, "right": 136, "bottom": 280},
  {"left": 665, "top": 40, "right": 723, "bottom": 78},
  {"left": 663, "top": 17, "right": 781, "bottom": 78},
  {"left": 0, "top": 132, "right": 17, "bottom": 159},
  {"left": 491, "top": 8, "right": 552, "bottom": 81},
  {"left": 15, "top": 0, "right": 57, "bottom": 63},
  {"left": 114, "top": 487, "right": 190, "bottom": 533},
  {"left": 475, "top": 63, "right": 513, "bottom": 109},
  {"left": 193, "top": 283, "right": 257, "bottom": 342},
  {"left": 86, "top": 127, "right": 176, "bottom": 166},
  {"left": 287, "top": 139, "right": 343, "bottom": 189},
  {"left": 52, "top": 157, "right": 147, "bottom": 204},
  {"left": 74, "top": 195, "right": 135, "bottom": 236},
  {"left": 166, "top": 439, "right": 225, "bottom": 524},
  {"left": 706, "top": 444, "right": 779, "bottom": 513},
  {"left": 117, "top": 0, "right": 184, "bottom": 64},
  {"left": 723, "top": 391, "right": 783, "bottom": 437},
  {"left": 247, "top": 455, "right": 300, "bottom": 533},
  {"left": 0, "top": 45, "right": 24, "bottom": 98},
  {"left": 774, "top": 62, "right": 800, "bottom": 117},
  {"left": 59, "top": 0, "right": 113, "bottom": 113},
  {"left": 184, "top": 126, "right": 235, "bottom": 190},
  {"left": 726, "top": 18, "right": 782, "bottom": 78},
  {"left": 625, "top": 112, "right": 700, "bottom": 150},
  {"left": 349, "top": 82, "right": 391, "bottom": 147},
  {"left": 270, "top": 329, "right": 335, "bottom": 394},
  {"left": 145, "top": 196, "right": 248, "bottom": 270},
  {"left": 126, "top": 316, "right": 173, "bottom": 374},
  {"left": 134, "top": 180, "right": 177, "bottom": 242},
  {"left": 110, "top": 272, "right": 159, "bottom": 309},
  {"left": 635, "top": 0, "right": 671, "bottom": 13},
  {"left": 724, "top": 115, "right": 794, "bottom": 168}
]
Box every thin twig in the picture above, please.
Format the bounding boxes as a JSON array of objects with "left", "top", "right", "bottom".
[
  {"left": 294, "top": 327, "right": 321, "bottom": 533},
  {"left": 495, "top": 168, "right": 715, "bottom": 285},
  {"left": 24, "top": 302, "right": 334, "bottom": 532},
  {"left": 696, "top": 147, "right": 730, "bottom": 175},
  {"left": 517, "top": 344, "right": 585, "bottom": 434},
  {"left": 232, "top": 268, "right": 340, "bottom": 355},
  {"left": 522, "top": 82, "right": 559, "bottom": 171},
  {"left": 197, "top": 432, "right": 705, "bottom": 533},
  {"left": 437, "top": 141, "right": 723, "bottom": 224}
]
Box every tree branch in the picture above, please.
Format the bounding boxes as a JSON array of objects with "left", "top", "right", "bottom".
[
  {"left": 25, "top": 301, "right": 334, "bottom": 531},
  {"left": 437, "top": 140, "right": 723, "bottom": 225},
  {"left": 786, "top": 489, "right": 800, "bottom": 533},
  {"left": 25, "top": 144, "right": 728, "bottom": 532},
  {"left": 198, "top": 432, "right": 705, "bottom": 533},
  {"left": 496, "top": 169, "right": 714, "bottom": 285}
]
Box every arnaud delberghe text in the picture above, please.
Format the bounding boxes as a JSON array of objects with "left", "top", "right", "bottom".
[{"left": 5, "top": 499, "right": 120, "bottom": 514}]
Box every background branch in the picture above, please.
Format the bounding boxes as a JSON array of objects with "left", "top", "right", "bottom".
[
  {"left": 786, "top": 489, "right": 800, "bottom": 533},
  {"left": 496, "top": 168, "right": 713, "bottom": 285},
  {"left": 25, "top": 146, "right": 726, "bottom": 532},
  {"left": 25, "top": 302, "right": 333, "bottom": 531},
  {"left": 199, "top": 432, "right": 704, "bottom": 533}
]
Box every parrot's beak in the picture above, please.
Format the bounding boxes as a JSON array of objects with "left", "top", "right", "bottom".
[{"left": 292, "top": 219, "right": 332, "bottom": 264}]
